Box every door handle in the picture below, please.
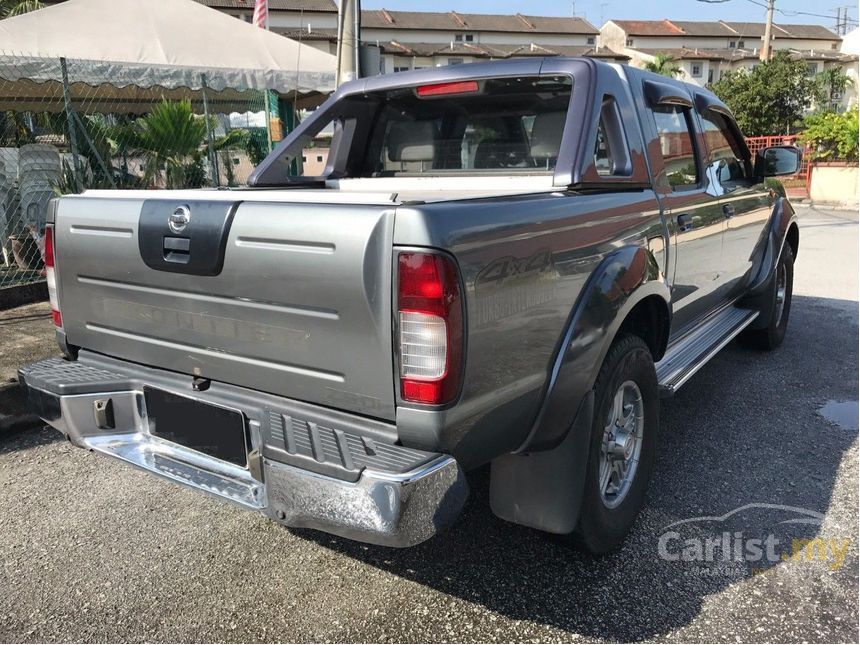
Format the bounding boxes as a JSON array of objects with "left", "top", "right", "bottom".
[
  {"left": 723, "top": 204, "right": 736, "bottom": 219},
  {"left": 677, "top": 213, "right": 693, "bottom": 232}
]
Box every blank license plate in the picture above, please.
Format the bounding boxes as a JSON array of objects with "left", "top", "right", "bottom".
[{"left": 144, "top": 387, "right": 248, "bottom": 467}]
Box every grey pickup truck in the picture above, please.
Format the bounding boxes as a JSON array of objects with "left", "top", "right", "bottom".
[{"left": 20, "top": 58, "right": 801, "bottom": 552}]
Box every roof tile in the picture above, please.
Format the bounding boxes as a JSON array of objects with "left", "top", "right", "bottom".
[
  {"left": 612, "top": 18, "right": 840, "bottom": 41},
  {"left": 195, "top": 0, "right": 337, "bottom": 11},
  {"left": 378, "top": 41, "right": 628, "bottom": 61},
  {"left": 361, "top": 10, "right": 598, "bottom": 34}
]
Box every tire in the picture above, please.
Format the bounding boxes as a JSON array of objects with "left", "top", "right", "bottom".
[
  {"left": 741, "top": 243, "right": 794, "bottom": 351},
  {"left": 573, "top": 334, "right": 659, "bottom": 554}
]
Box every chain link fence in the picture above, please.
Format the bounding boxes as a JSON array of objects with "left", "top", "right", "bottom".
[{"left": 1, "top": 55, "right": 277, "bottom": 290}]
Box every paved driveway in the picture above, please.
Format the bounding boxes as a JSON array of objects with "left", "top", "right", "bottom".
[{"left": 0, "top": 206, "right": 856, "bottom": 642}]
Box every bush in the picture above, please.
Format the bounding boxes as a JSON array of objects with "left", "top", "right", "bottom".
[
  {"left": 709, "top": 51, "right": 822, "bottom": 136},
  {"left": 799, "top": 107, "right": 859, "bottom": 162},
  {"left": 764, "top": 177, "right": 786, "bottom": 198}
]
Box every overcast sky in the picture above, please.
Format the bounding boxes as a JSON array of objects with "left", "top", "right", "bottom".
[{"left": 361, "top": 0, "right": 858, "bottom": 31}]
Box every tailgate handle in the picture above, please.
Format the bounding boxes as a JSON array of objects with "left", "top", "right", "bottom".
[{"left": 163, "top": 236, "right": 190, "bottom": 264}]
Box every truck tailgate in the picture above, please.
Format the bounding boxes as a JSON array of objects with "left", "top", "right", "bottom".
[{"left": 53, "top": 194, "right": 397, "bottom": 420}]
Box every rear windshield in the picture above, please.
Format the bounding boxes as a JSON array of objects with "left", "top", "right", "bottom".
[{"left": 302, "top": 76, "right": 573, "bottom": 178}]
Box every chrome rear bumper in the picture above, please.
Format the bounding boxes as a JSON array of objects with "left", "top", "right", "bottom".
[{"left": 20, "top": 355, "right": 467, "bottom": 547}]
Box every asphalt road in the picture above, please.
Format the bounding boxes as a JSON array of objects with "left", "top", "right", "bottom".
[{"left": 0, "top": 205, "right": 857, "bottom": 643}]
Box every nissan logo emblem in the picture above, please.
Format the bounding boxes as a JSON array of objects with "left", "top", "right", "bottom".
[{"left": 169, "top": 205, "right": 191, "bottom": 234}]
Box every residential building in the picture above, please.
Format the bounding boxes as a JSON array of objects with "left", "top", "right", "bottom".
[
  {"left": 187, "top": 2, "right": 629, "bottom": 70},
  {"left": 599, "top": 19, "right": 857, "bottom": 110},
  {"left": 359, "top": 10, "right": 628, "bottom": 72},
  {"left": 839, "top": 27, "right": 860, "bottom": 108},
  {"left": 36, "top": 0, "right": 855, "bottom": 105},
  {"left": 194, "top": 0, "right": 340, "bottom": 54},
  {"left": 601, "top": 19, "right": 842, "bottom": 54},
  {"left": 300, "top": 146, "right": 329, "bottom": 174}
]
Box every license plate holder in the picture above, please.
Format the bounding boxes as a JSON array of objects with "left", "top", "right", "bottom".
[{"left": 144, "top": 387, "right": 249, "bottom": 467}]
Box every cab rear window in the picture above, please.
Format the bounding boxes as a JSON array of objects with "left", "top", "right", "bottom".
[{"left": 358, "top": 76, "right": 571, "bottom": 176}]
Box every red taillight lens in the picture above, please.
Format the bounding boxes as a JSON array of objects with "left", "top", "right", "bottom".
[
  {"left": 44, "top": 225, "right": 62, "bottom": 329},
  {"left": 416, "top": 80, "right": 479, "bottom": 97},
  {"left": 397, "top": 252, "right": 463, "bottom": 405},
  {"left": 44, "top": 225, "right": 55, "bottom": 268}
]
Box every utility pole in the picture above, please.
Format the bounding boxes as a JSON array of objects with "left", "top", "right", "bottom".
[
  {"left": 760, "top": 0, "right": 775, "bottom": 61},
  {"left": 336, "top": 0, "right": 360, "bottom": 86},
  {"left": 835, "top": 6, "right": 853, "bottom": 35}
]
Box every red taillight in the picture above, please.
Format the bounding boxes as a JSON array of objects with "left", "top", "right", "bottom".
[
  {"left": 416, "top": 80, "right": 479, "bottom": 97},
  {"left": 397, "top": 252, "right": 463, "bottom": 405},
  {"left": 45, "top": 225, "right": 62, "bottom": 329},
  {"left": 44, "top": 225, "right": 55, "bottom": 268}
]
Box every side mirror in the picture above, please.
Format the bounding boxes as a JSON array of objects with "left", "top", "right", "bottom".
[{"left": 756, "top": 146, "right": 802, "bottom": 177}]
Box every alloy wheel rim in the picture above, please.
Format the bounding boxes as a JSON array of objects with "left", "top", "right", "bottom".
[
  {"left": 599, "top": 380, "right": 645, "bottom": 509},
  {"left": 775, "top": 262, "right": 787, "bottom": 323}
]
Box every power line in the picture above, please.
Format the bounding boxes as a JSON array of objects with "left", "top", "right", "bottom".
[
  {"left": 743, "top": 0, "right": 856, "bottom": 23},
  {"left": 698, "top": 0, "right": 858, "bottom": 22}
]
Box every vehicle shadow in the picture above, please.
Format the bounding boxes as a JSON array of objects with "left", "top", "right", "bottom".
[
  {"left": 0, "top": 381, "right": 60, "bottom": 454},
  {"left": 0, "top": 380, "right": 28, "bottom": 415},
  {"left": 297, "top": 294, "right": 858, "bottom": 641}
]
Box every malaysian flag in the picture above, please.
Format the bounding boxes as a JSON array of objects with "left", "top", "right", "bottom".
[{"left": 252, "top": 0, "right": 268, "bottom": 28}]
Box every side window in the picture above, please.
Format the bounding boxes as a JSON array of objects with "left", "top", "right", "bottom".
[
  {"left": 592, "top": 97, "right": 631, "bottom": 177},
  {"left": 652, "top": 105, "right": 699, "bottom": 189},
  {"left": 700, "top": 111, "right": 750, "bottom": 188},
  {"left": 594, "top": 117, "right": 613, "bottom": 175}
]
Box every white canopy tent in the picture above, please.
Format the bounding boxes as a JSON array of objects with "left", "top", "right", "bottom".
[{"left": 0, "top": 0, "right": 337, "bottom": 113}]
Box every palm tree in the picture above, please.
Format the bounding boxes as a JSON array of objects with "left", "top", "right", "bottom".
[
  {"left": 816, "top": 66, "right": 855, "bottom": 108},
  {"left": 121, "top": 99, "right": 248, "bottom": 188},
  {"left": 0, "top": 0, "right": 42, "bottom": 18},
  {"left": 644, "top": 53, "right": 683, "bottom": 78}
]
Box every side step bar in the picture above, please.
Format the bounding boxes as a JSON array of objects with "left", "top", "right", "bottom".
[{"left": 656, "top": 306, "right": 759, "bottom": 397}]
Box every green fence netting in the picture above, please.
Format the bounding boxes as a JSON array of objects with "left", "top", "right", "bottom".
[{"left": 1, "top": 55, "right": 276, "bottom": 290}]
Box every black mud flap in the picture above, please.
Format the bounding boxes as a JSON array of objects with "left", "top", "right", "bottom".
[{"left": 488, "top": 390, "right": 594, "bottom": 534}]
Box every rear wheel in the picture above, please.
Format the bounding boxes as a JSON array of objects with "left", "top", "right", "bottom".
[
  {"left": 741, "top": 244, "right": 794, "bottom": 351},
  {"left": 573, "top": 334, "right": 659, "bottom": 554}
]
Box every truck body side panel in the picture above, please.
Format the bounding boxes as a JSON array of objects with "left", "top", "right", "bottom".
[{"left": 393, "top": 189, "right": 667, "bottom": 467}]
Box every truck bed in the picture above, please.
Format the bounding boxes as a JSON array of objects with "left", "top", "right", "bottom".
[{"left": 80, "top": 175, "right": 559, "bottom": 206}]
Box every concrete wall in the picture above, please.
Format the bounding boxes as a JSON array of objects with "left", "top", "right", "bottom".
[
  {"left": 227, "top": 10, "right": 339, "bottom": 30},
  {"left": 626, "top": 50, "right": 720, "bottom": 86},
  {"left": 678, "top": 59, "right": 717, "bottom": 85},
  {"left": 840, "top": 28, "right": 860, "bottom": 109},
  {"left": 294, "top": 40, "right": 337, "bottom": 55},
  {"left": 621, "top": 36, "right": 731, "bottom": 49},
  {"left": 381, "top": 55, "right": 460, "bottom": 73},
  {"left": 598, "top": 22, "right": 626, "bottom": 51},
  {"left": 773, "top": 39, "right": 841, "bottom": 51},
  {"left": 598, "top": 22, "right": 840, "bottom": 53},
  {"left": 809, "top": 164, "right": 860, "bottom": 205},
  {"left": 362, "top": 29, "right": 594, "bottom": 47}
]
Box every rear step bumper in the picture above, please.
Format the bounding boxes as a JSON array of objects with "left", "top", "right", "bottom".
[{"left": 19, "top": 354, "right": 467, "bottom": 547}]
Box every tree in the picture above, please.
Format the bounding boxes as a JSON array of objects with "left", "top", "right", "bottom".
[
  {"left": 120, "top": 99, "right": 249, "bottom": 188},
  {"left": 798, "top": 107, "right": 859, "bottom": 162},
  {"left": 709, "top": 50, "right": 823, "bottom": 136},
  {"left": 0, "top": 0, "right": 42, "bottom": 18},
  {"left": 643, "top": 53, "right": 682, "bottom": 78},
  {"left": 816, "top": 66, "right": 855, "bottom": 110}
]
